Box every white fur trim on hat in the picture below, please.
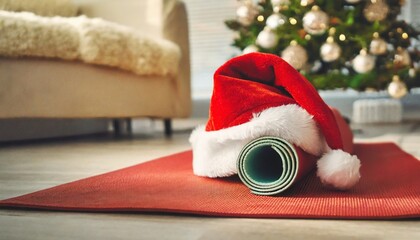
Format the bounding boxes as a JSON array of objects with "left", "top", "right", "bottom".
[
  {"left": 189, "top": 104, "right": 327, "bottom": 178},
  {"left": 317, "top": 149, "right": 361, "bottom": 190}
]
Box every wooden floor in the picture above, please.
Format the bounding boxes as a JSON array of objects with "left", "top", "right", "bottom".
[{"left": 0, "top": 119, "right": 419, "bottom": 240}]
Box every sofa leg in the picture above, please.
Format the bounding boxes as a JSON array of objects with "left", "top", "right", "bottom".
[
  {"left": 112, "top": 118, "right": 132, "bottom": 135},
  {"left": 126, "top": 118, "right": 132, "bottom": 132},
  {"left": 112, "top": 119, "right": 121, "bottom": 135},
  {"left": 163, "top": 119, "right": 172, "bottom": 137}
]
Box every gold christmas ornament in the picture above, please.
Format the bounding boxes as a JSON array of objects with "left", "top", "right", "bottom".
[
  {"left": 242, "top": 45, "right": 259, "bottom": 54},
  {"left": 256, "top": 27, "right": 278, "bottom": 49},
  {"left": 393, "top": 47, "right": 411, "bottom": 67},
  {"left": 369, "top": 32, "right": 387, "bottom": 55},
  {"left": 320, "top": 37, "right": 342, "bottom": 62},
  {"left": 266, "top": 13, "right": 287, "bottom": 29},
  {"left": 236, "top": 2, "right": 259, "bottom": 26},
  {"left": 281, "top": 41, "right": 308, "bottom": 70},
  {"left": 303, "top": 6, "right": 329, "bottom": 35},
  {"left": 388, "top": 75, "right": 408, "bottom": 99},
  {"left": 363, "top": 0, "right": 389, "bottom": 22},
  {"left": 353, "top": 49, "right": 375, "bottom": 73}
]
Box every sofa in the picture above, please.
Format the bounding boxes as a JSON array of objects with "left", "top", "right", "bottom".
[{"left": 0, "top": 0, "right": 191, "bottom": 136}]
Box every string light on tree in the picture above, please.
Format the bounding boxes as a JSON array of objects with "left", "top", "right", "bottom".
[
  {"left": 303, "top": 5, "right": 329, "bottom": 35},
  {"left": 289, "top": 17, "right": 298, "bottom": 25},
  {"left": 281, "top": 40, "right": 308, "bottom": 70}
]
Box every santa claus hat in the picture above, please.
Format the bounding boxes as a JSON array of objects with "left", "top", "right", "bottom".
[{"left": 189, "top": 52, "right": 361, "bottom": 190}]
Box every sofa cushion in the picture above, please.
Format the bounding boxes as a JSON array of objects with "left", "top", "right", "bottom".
[{"left": 0, "top": 10, "right": 181, "bottom": 77}]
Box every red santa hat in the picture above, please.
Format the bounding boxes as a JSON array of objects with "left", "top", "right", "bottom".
[{"left": 189, "top": 52, "right": 361, "bottom": 190}]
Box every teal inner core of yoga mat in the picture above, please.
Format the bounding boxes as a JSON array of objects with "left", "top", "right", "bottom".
[
  {"left": 243, "top": 145, "right": 283, "bottom": 183},
  {"left": 237, "top": 137, "right": 299, "bottom": 195}
]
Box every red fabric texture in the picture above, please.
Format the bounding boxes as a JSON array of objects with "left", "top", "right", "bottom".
[
  {"left": 1, "top": 143, "right": 419, "bottom": 219},
  {"left": 207, "top": 52, "right": 343, "bottom": 150},
  {"left": 291, "top": 145, "right": 317, "bottom": 183}
]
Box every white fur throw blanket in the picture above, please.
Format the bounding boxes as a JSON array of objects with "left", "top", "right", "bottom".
[
  {"left": 0, "top": 0, "right": 78, "bottom": 17},
  {"left": 0, "top": 10, "right": 181, "bottom": 77}
]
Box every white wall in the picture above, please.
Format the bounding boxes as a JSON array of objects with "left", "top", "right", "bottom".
[{"left": 184, "top": 0, "right": 239, "bottom": 99}]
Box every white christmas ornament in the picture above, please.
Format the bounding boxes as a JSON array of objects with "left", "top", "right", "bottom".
[
  {"left": 320, "top": 42, "right": 341, "bottom": 62},
  {"left": 409, "top": 68, "right": 416, "bottom": 78},
  {"left": 394, "top": 47, "right": 411, "bottom": 67},
  {"left": 320, "top": 37, "right": 341, "bottom": 62},
  {"left": 303, "top": 6, "right": 329, "bottom": 35},
  {"left": 388, "top": 75, "right": 408, "bottom": 99},
  {"left": 256, "top": 27, "right": 278, "bottom": 49},
  {"left": 271, "top": 0, "right": 290, "bottom": 7},
  {"left": 353, "top": 49, "right": 375, "bottom": 73},
  {"left": 236, "top": 3, "right": 259, "bottom": 26},
  {"left": 369, "top": 33, "right": 387, "bottom": 55},
  {"left": 281, "top": 41, "right": 308, "bottom": 70},
  {"left": 266, "top": 13, "right": 287, "bottom": 29},
  {"left": 243, "top": 45, "right": 259, "bottom": 54}
]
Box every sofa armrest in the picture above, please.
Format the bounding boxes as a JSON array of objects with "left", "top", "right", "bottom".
[
  {"left": 163, "top": 0, "right": 191, "bottom": 117},
  {"left": 72, "top": 0, "right": 191, "bottom": 117}
]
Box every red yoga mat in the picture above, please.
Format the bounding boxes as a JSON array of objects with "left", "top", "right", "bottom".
[{"left": 0, "top": 143, "right": 419, "bottom": 219}]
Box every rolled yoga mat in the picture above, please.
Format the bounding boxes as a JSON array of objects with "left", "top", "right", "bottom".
[
  {"left": 237, "top": 137, "right": 316, "bottom": 195},
  {"left": 236, "top": 107, "right": 354, "bottom": 195}
]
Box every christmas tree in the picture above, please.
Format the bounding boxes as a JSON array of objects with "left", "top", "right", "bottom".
[{"left": 225, "top": 0, "right": 420, "bottom": 98}]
